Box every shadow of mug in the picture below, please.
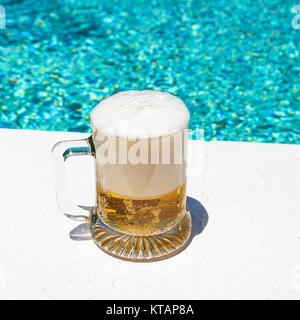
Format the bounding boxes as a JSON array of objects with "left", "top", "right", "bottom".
[
  {"left": 187, "top": 196, "right": 209, "bottom": 238},
  {"left": 69, "top": 197, "right": 209, "bottom": 247}
]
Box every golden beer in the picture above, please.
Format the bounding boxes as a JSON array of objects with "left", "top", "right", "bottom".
[
  {"left": 93, "top": 91, "right": 192, "bottom": 259},
  {"left": 96, "top": 182, "right": 186, "bottom": 236},
  {"left": 53, "top": 90, "right": 192, "bottom": 261}
]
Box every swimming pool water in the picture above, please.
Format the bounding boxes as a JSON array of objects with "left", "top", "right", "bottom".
[{"left": 0, "top": 0, "right": 299, "bottom": 143}]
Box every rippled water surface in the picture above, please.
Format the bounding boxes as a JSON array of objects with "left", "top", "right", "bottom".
[{"left": 0, "top": 0, "right": 299, "bottom": 143}]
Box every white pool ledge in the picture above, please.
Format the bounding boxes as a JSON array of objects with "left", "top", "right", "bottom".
[{"left": 0, "top": 128, "right": 299, "bottom": 299}]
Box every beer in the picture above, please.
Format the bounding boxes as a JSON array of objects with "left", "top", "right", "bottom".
[
  {"left": 90, "top": 90, "right": 190, "bottom": 242},
  {"left": 53, "top": 90, "right": 192, "bottom": 260},
  {"left": 96, "top": 182, "right": 186, "bottom": 236}
]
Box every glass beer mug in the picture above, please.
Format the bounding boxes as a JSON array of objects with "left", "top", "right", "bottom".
[{"left": 52, "top": 90, "right": 192, "bottom": 261}]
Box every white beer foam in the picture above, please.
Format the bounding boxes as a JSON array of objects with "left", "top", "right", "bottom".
[{"left": 91, "top": 90, "right": 190, "bottom": 139}]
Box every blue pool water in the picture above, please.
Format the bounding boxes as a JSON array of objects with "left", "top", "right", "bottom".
[{"left": 0, "top": 0, "right": 299, "bottom": 143}]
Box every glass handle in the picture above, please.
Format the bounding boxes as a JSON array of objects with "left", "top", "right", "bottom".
[{"left": 51, "top": 136, "right": 95, "bottom": 221}]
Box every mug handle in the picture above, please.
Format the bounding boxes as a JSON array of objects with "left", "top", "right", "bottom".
[{"left": 51, "top": 135, "right": 95, "bottom": 221}]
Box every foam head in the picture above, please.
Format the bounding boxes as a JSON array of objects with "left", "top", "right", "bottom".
[{"left": 90, "top": 90, "right": 190, "bottom": 139}]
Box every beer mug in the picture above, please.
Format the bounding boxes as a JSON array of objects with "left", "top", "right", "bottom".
[{"left": 52, "top": 90, "right": 192, "bottom": 261}]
